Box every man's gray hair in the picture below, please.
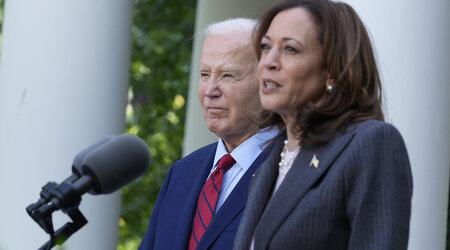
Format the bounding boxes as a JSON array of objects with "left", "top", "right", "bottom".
[{"left": 204, "top": 18, "right": 257, "bottom": 37}]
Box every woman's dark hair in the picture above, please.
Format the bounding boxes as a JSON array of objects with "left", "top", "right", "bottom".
[{"left": 255, "top": 0, "right": 384, "bottom": 145}]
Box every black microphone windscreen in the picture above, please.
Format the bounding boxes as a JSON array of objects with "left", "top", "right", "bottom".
[
  {"left": 81, "top": 134, "right": 150, "bottom": 194},
  {"left": 72, "top": 135, "right": 116, "bottom": 176}
]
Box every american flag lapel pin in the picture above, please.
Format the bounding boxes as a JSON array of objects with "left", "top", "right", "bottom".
[{"left": 310, "top": 154, "right": 319, "bottom": 168}]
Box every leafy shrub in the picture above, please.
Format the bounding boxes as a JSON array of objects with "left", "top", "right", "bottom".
[{"left": 119, "top": 0, "right": 196, "bottom": 249}]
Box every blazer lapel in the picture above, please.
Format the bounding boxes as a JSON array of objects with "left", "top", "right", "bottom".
[
  {"left": 233, "top": 139, "right": 284, "bottom": 249},
  {"left": 254, "top": 132, "right": 355, "bottom": 248},
  {"left": 248, "top": 139, "right": 283, "bottom": 225},
  {"left": 197, "top": 145, "right": 274, "bottom": 249},
  {"left": 173, "top": 144, "right": 217, "bottom": 249}
]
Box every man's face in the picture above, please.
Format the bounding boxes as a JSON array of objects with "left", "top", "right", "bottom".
[{"left": 198, "top": 33, "right": 262, "bottom": 149}]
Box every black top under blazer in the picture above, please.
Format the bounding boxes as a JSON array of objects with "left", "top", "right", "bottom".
[{"left": 233, "top": 120, "right": 413, "bottom": 250}]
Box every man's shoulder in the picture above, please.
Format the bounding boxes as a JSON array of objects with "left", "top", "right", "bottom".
[{"left": 176, "top": 141, "right": 218, "bottom": 163}]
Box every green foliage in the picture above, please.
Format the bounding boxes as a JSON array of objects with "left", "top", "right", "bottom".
[{"left": 119, "top": 0, "right": 196, "bottom": 249}]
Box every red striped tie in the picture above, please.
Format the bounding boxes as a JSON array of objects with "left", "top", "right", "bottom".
[{"left": 188, "top": 154, "right": 236, "bottom": 250}]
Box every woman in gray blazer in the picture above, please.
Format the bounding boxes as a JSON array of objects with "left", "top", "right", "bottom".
[{"left": 233, "top": 0, "right": 413, "bottom": 249}]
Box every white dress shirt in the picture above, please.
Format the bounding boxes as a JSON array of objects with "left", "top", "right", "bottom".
[{"left": 207, "top": 126, "right": 278, "bottom": 213}]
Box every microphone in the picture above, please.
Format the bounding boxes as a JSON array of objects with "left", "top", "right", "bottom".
[
  {"left": 27, "top": 133, "right": 150, "bottom": 250},
  {"left": 38, "top": 134, "right": 150, "bottom": 215},
  {"left": 71, "top": 135, "right": 116, "bottom": 177},
  {"left": 81, "top": 134, "right": 150, "bottom": 194},
  {"left": 26, "top": 135, "right": 116, "bottom": 214}
]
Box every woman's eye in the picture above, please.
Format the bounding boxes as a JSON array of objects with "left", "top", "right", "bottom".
[
  {"left": 260, "top": 43, "right": 271, "bottom": 50},
  {"left": 285, "top": 46, "right": 297, "bottom": 53},
  {"left": 200, "top": 72, "right": 210, "bottom": 78}
]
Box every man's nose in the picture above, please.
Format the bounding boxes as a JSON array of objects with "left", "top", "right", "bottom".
[{"left": 204, "top": 77, "right": 221, "bottom": 97}]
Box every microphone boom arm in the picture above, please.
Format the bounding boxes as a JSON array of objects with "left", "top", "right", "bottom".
[
  {"left": 37, "top": 204, "right": 87, "bottom": 250},
  {"left": 27, "top": 179, "right": 89, "bottom": 250},
  {"left": 26, "top": 134, "right": 150, "bottom": 249}
]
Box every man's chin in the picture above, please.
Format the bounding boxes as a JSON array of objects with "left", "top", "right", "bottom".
[{"left": 206, "top": 124, "right": 224, "bottom": 136}]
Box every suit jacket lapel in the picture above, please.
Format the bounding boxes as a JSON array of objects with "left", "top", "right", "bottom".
[
  {"left": 197, "top": 145, "right": 274, "bottom": 249},
  {"left": 233, "top": 138, "right": 283, "bottom": 249},
  {"left": 254, "top": 132, "right": 355, "bottom": 248},
  {"left": 173, "top": 143, "right": 217, "bottom": 249},
  {"left": 248, "top": 139, "right": 283, "bottom": 225}
]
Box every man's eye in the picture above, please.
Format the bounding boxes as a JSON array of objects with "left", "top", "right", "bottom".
[
  {"left": 200, "top": 72, "right": 210, "bottom": 78},
  {"left": 222, "top": 74, "right": 235, "bottom": 78}
]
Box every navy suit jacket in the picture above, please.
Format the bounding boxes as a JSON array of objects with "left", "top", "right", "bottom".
[
  {"left": 234, "top": 120, "right": 413, "bottom": 250},
  {"left": 139, "top": 142, "right": 272, "bottom": 250}
]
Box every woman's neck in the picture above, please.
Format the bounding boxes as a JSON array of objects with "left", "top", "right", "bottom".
[
  {"left": 285, "top": 127, "right": 301, "bottom": 151},
  {"left": 281, "top": 114, "right": 301, "bottom": 151}
]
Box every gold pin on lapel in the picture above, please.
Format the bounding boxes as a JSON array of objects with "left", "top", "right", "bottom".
[{"left": 310, "top": 154, "right": 319, "bottom": 168}]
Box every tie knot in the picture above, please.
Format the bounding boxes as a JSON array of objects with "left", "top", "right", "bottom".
[{"left": 216, "top": 154, "right": 235, "bottom": 172}]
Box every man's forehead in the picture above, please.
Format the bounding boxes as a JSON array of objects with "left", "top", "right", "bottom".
[
  {"left": 203, "top": 33, "right": 251, "bottom": 54},
  {"left": 200, "top": 57, "right": 242, "bottom": 71},
  {"left": 200, "top": 47, "right": 253, "bottom": 70}
]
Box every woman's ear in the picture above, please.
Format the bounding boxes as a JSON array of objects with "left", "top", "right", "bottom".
[{"left": 325, "top": 74, "right": 335, "bottom": 93}]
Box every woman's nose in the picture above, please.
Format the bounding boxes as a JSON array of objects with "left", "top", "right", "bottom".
[{"left": 260, "top": 50, "right": 280, "bottom": 71}]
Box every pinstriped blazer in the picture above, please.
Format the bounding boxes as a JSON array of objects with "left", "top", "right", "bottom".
[{"left": 233, "top": 120, "right": 413, "bottom": 250}]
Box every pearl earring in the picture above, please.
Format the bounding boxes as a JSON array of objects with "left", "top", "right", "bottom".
[{"left": 326, "top": 84, "right": 333, "bottom": 93}]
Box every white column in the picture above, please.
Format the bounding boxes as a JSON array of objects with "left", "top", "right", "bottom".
[
  {"left": 343, "top": 0, "right": 450, "bottom": 249},
  {"left": 183, "top": 0, "right": 279, "bottom": 155},
  {"left": 0, "top": 1, "right": 133, "bottom": 249}
]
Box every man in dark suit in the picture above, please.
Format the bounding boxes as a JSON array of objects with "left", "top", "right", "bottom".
[{"left": 139, "top": 18, "right": 278, "bottom": 250}]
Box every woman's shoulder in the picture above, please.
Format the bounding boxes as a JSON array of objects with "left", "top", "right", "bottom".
[
  {"left": 349, "top": 119, "right": 403, "bottom": 138},
  {"left": 340, "top": 119, "right": 411, "bottom": 175},
  {"left": 341, "top": 120, "right": 407, "bottom": 154}
]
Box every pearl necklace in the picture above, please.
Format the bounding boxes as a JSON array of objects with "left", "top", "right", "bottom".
[{"left": 278, "top": 140, "right": 300, "bottom": 175}]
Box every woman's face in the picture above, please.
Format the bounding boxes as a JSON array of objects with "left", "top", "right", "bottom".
[{"left": 258, "top": 7, "right": 329, "bottom": 120}]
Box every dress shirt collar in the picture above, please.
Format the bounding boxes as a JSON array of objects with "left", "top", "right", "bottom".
[{"left": 212, "top": 126, "right": 279, "bottom": 173}]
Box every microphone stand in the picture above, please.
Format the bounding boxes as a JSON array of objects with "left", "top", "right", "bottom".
[{"left": 27, "top": 181, "right": 88, "bottom": 250}]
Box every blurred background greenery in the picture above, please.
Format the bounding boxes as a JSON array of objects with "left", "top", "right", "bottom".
[{"left": 118, "top": 0, "right": 197, "bottom": 249}]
